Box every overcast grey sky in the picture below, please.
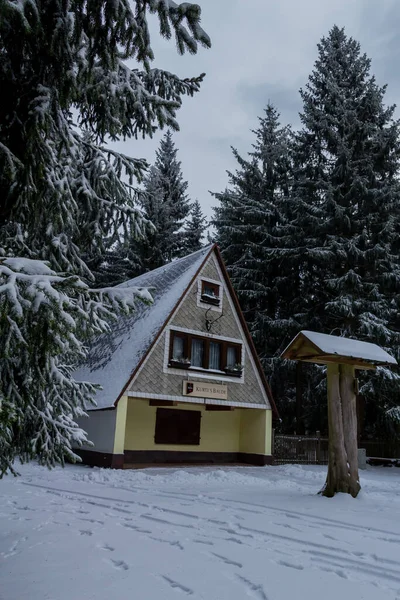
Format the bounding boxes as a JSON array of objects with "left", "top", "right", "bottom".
[{"left": 113, "top": 0, "right": 400, "bottom": 219}]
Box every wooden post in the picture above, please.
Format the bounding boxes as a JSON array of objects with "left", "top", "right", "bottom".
[
  {"left": 280, "top": 330, "right": 396, "bottom": 498},
  {"left": 340, "top": 364, "right": 360, "bottom": 497},
  {"left": 322, "top": 363, "right": 361, "bottom": 497}
]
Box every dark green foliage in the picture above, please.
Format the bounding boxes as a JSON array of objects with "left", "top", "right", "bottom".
[
  {"left": 289, "top": 26, "right": 400, "bottom": 433},
  {"left": 215, "top": 28, "right": 400, "bottom": 435},
  {"left": 0, "top": 0, "right": 211, "bottom": 474},
  {"left": 182, "top": 199, "right": 208, "bottom": 254},
  {"left": 0, "top": 0, "right": 210, "bottom": 272},
  {"left": 139, "top": 130, "right": 191, "bottom": 270},
  {"left": 213, "top": 104, "right": 295, "bottom": 424},
  {"left": 85, "top": 243, "right": 144, "bottom": 288}
]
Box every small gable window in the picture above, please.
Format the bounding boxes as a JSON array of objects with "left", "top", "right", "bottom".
[{"left": 200, "top": 280, "right": 220, "bottom": 306}]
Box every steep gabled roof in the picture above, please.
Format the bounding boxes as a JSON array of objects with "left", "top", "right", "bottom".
[
  {"left": 74, "top": 244, "right": 278, "bottom": 418},
  {"left": 74, "top": 246, "right": 213, "bottom": 409}
]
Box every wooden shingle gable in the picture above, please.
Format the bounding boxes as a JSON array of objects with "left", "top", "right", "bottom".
[{"left": 121, "top": 245, "right": 278, "bottom": 418}]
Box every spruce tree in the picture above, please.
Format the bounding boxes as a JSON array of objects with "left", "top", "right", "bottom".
[
  {"left": 0, "top": 0, "right": 211, "bottom": 475},
  {"left": 85, "top": 217, "right": 155, "bottom": 288},
  {"left": 86, "top": 242, "right": 144, "bottom": 288},
  {"left": 139, "top": 130, "right": 191, "bottom": 270},
  {"left": 290, "top": 26, "right": 400, "bottom": 434},
  {"left": 183, "top": 199, "right": 208, "bottom": 254},
  {"left": 213, "top": 104, "right": 295, "bottom": 406}
]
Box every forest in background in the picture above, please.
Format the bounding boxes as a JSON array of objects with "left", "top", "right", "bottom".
[{"left": 1, "top": 0, "right": 399, "bottom": 475}]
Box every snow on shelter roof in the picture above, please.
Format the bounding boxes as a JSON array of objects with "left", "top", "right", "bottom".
[
  {"left": 74, "top": 246, "right": 212, "bottom": 409},
  {"left": 282, "top": 330, "right": 397, "bottom": 367}
]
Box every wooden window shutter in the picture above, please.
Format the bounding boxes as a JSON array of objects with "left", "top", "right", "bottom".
[{"left": 155, "top": 408, "right": 201, "bottom": 445}]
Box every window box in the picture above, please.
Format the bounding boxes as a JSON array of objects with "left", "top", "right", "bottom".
[
  {"left": 224, "top": 365, "right": 243, "bottom": 378},
  {"left": 168, "top": 358, "right": 191, "bottom": 369},
  {"left": 200, "top": 292, "right": 220, "bottom": 306}
]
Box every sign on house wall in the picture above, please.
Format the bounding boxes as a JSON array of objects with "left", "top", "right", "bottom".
[{"left": 183, "top": 381, "right": 228, "bottom": 400}]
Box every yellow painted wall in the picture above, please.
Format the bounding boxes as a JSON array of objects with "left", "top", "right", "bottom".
[
  {"left": 240, "top": 408, "right": 272, "bottom": 455},
  {"left": 124, "top": 398, "right": 272, "bottom": 456},
  {"left": 265, "top": 409, "right": 272, "bottom": 455},
  {"left": 113, "top": 395, "right": 128, "bottom": 454},
  {"left": 125, "top": 399, "right": 241, "bottom": 452}
]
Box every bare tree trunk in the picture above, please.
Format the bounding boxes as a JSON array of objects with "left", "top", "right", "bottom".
[
  {"left": 322, "top": 364, "right": 351, "bottom": 497},
  {"left": 340, "top": 364, "right": 361, "bottom": 498}
]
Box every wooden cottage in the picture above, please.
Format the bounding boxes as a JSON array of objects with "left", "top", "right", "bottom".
[{"left": 74, "top": 244, "right": 278, "bottom": 468}]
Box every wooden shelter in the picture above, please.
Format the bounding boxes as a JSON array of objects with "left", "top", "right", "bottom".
[
  {"left": 282, "top": 331, "right": 397, "bottom": 497},
  {"left": 282, "top": 330, "right": 397, "bottom": 370}
]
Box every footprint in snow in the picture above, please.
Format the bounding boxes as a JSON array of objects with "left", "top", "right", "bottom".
[
  {"left": 236, "top": 574, "right": 269, "bottom": 600},
  {"left": 319, "top": 565, "right": 348, "bottom": 580},
  {"left": 277, "top": 559, "right": 304, "bottom": 571},
  {"left": 323, "top": 534, "right": 337, "bottom": 541},
  {"left": 210, "top": 552, "right": 243, "bottom": 568},
  {"left": 107, "top": 558, "right": 129, "bottom": 571},
  {"left": 79, "top": 529, "right": 93, "bottom": 536},
  {"left": 225, "top": 536, "right": 244, "bottom": 545},
  {"left": 161, "top": 575, "right": 193, "bottom": 595},
  {"left": 99, "top": 543, "right": 115, "bottom": 552},
  {"left": 193, "top": 539, "right": 214, "bottom": 546},
  {"left": 79, "top": 517, "right": 104, "bottom": 525},
  {"left": 150, "top": 536, "right": 184, "bottom": 550},
  {"left": 2, "top": 536, "right": 28, "bottom": 559}
]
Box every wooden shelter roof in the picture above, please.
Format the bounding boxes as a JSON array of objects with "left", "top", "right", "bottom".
[{"left": 281, "top": 330, "right": 397, "bottom": 370}]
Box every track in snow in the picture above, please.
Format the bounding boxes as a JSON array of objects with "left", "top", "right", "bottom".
[{"left": 2, "top": 464, "right": 400, "bottom": 600}]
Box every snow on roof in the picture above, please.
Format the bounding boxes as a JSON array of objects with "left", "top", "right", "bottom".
[
  {"left": 290, "top": 330, "right": 397, "bottom": 365},
  {"left": 74, "top": 246, "right": 212, "bottom": 409}
]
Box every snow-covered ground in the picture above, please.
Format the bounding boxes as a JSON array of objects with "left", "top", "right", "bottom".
[{"left": 1, "top": 463, "right": 400, "bottom": 600}]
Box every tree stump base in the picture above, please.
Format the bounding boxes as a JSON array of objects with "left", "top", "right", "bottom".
[{"left": 321, "top": 363, "right": 360, "bottom": 498}]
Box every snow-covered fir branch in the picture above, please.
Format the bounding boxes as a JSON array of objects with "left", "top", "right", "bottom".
[
  {"left": 0, "top": 0, "right": 211, "bottom": 473},
  {"left": 0, "top": 256, "right": 155, "bottom": 476}
]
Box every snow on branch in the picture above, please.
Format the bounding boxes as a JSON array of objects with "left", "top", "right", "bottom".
[
  {"left": 0, "top": 256, "right": 152, "bottom": 476},
  {"left": 0, "top": 0, "right": 210, "bottom": 475}
]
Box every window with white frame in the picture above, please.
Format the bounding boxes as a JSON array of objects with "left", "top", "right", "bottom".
[
  {"left": 200, "top": 280, "right": 221, "bottom": 306},
  {"left": 168, "top": 330, "right": 243, "bottom": 377}
]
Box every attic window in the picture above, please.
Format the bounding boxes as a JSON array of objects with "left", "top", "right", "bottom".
[{"left": 200, "top": 280, "right": 220, "bottom": 306}]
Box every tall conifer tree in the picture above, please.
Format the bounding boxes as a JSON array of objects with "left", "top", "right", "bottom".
[
  {"left": 139, "top": 130, "right": 191, "bottom": 270},
  {"left": 289, "top": 26, "right": 400, "bottom": 431},
  {"left": 183, "top": 199, "right": 208, "bottom": 254},
  {"left": 213, "top": 104, "right": 295, "bottom": 407},
  {"left": 0, "top": 0, "right": 211, "bottom": 474}
]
